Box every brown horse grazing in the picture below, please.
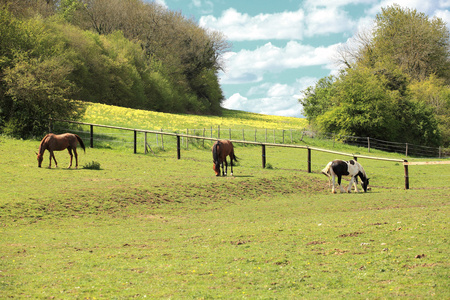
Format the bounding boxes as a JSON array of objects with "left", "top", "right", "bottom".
[
  {"left": 212, "top": 140, "right": 238, "bottom": 176},
  {"left": 36, "top": 133, "right": 85, "bottom": 168}
]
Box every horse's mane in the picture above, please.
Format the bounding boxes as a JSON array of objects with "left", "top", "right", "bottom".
[
  {"left": 38, "top": 134, "right": 51, "bottom": 154},
  {"left": 354, "top": 161, "right": 367, "bottom": 178}
]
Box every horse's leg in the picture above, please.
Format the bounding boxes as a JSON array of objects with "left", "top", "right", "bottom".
[
  {"left": 224, "top": 159, "right": 228, "bottom": 176},
  {"left": 230, "top": 156, "right": 234, "bottom": 176},
  {"left": 338, "top": 175, "right": 345, "bottom": 193},
  {"left": 331, "top": 174, "right": 336, "bottom": 193},
  {"left": 73, "top": 148, "right": 78, "bottom": 169},
  {"left": 221, "top": 161, "right": 225, "bottom": 176},
  {"left": 49, "top": 151, "right": 57, "bottom": 168},
  {"left": 347, "top": 177, "right": 354, "bottom": 193},
  {"left": 352, "top": 176, "right": 360, "bottom": 193},
  {"left": 67, "top": 148, "right": 73, "bottom": 168}
]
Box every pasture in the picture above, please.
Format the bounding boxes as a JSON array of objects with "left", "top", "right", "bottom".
[{"left": 1, "top": 104, "right": 449, "bottom": 298}]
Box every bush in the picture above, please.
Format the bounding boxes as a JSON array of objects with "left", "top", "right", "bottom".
[{"left": 82, "top": 161, "right": 101, "bottom": 170}]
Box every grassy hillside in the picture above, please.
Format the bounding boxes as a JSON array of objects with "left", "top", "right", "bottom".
[
  {"left": 81, "top": 103, "right": 309, "bottom": 131},
  {"left": 1, "top": 105, "right": 449, "bottom": 298}
]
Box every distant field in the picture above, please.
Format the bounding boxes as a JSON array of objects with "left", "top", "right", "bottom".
[
  {"left": 1, "top": 104, "right": 449, "bottom": 298},
  {"left": 82, "top": 102, "right": 308, "bottom": 131}
]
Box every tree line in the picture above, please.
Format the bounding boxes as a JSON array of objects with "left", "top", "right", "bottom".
[
  {"left": 300, "top": 5, "right": 450, "bottom": 147},
  {"left": 0, "top": 0, "right": 229, "bottom": 137}
]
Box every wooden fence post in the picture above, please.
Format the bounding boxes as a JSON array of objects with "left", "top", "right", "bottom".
[
  {"left": 307, "top": 148, "right": 311, "bottom": 173},
  {"left": 177, "top": 135, "right": 181, "bottom": 160},
  {"left": 367, "top": 137, "right": 370, "bottom": 153},
  {"left": 262, "top": 144, "right": 266, "bottom": 168},
  {"left": 90, "top": 125, "right": 94, "bottom": 148},
  {"left": 144, "top": 132, "right": 148, "bottom": 154},
  {"left": 134, "top": 130, "right": 137, "bottom": 154},
  {"left": 404, "top": 160, "right": 409, "bottom": 190}
]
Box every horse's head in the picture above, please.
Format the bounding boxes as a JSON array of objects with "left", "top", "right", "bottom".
[
  {"left": 36, "top": 152, "right": 43, "bottom": 167},
  {"left": 361, "top": 178, "right": 370, "bottom": 192},
  {"left": 213, "top": 161, "right": 220, "bottom": 176},
  {"left": 213, "top": 160, "right": 220, "bottom": 176}
]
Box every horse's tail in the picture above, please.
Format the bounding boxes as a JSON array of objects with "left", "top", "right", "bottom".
[
  {"left": 212, "top": 141, "right": 220, "bottom": 162},
  {"left": 75, "top": 134, "right": 86, "bottom": 153},
  {"left": 321, "top": 161, "right": 332, "bottom": 177},
  {"left": 230, "top": 142, "right": 238, "bottom": 163}
]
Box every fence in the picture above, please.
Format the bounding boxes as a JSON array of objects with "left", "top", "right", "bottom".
[
  {"left": 140, "top": 127, "right": 449, "bottom": 158},
  {"left": 53, "top": 119, "right": 436, "bottom": 190}
]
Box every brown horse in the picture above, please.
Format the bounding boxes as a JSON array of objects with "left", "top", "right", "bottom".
[
  {"left": 36, "top": 133, "right": 85, "bottom": 168},
  {"left": 212, "top": 140, "right": 238, "bottom": 176}
]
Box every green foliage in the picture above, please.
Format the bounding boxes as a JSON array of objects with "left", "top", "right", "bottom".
[
  {"left": 300, "top": 75, "right": 335, "bottom": 123},
  {"left": 410, "top": 75, "right": 450, "bottom": 146},
  {"left": 0, "top": 11, "right": 85, "bottom": 137},
  {"left": 82, "top": 160, "right": 101, "bottom": 170},
  {"left": 372, "top": 5, "right": 450, "bottom": 82},
  {"left": 313, "top": 66, "right": 441, "bottom": 146},
  {"left": 301, "top": 5, "right": 449, "bottom": 147},
  {"left": 0, "top": 0, "right": 229, "bottom": 137}
]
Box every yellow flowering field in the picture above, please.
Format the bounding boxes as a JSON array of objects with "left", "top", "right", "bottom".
[{"left": 82, "top": 102, "right": 307, "bottom": 132}]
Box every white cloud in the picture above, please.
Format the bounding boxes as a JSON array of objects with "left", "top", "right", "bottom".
[
  {"left": 367, "top": 0, "right": 450, "bottom": 18},
  {"left": 220, "top": 41, "right": 339, "bottom": 84},
  {"left": 222, "top": 93, "right": 303, "bottom": 117},
  {"left": 199, "top": 8, "right": 306, "bottom": 41},
  {"left": 191, "top": 0, "right": 213, "bottom": 14},
  {"left": 153, "top": 0, "right": 168, "bottom": 9},
  {"left": 435, "top": 9, "right": 450, "bottom": 24},
  {"left": 222, "top": 77, "right": 319, "bottom": 118},
  {"left": 304, "top": 5, "right": 356, "bottom": 37}
]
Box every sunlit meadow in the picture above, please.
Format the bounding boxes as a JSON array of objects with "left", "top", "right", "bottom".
[{"left": 1, "top": 104, "right": 448, "bottom": 299}]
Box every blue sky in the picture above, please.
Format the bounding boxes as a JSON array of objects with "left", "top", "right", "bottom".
[{"left": 151, "top": 0, "right": 450, "bottom": 118}]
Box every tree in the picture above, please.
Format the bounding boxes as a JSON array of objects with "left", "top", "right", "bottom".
[
  {"left": 3, "top": 53, "right": 84, "bottom": 137},
  {"left": 300, "top": 75, "right": 336, "bottom": 124},
  {"left": 70, "top": 0, "right": 229, "bottom": 114},
  {"left": 315, "top": 66, "right": 441, "bottom": 146},
  {"left": 301, "top": 5, "right": 448, "bottom": 147},
  {"left": 368, "top": 5, "right": 449, "bottom": 83}
]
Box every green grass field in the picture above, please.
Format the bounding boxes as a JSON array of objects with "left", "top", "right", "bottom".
[{"left": 1, "top": 104, "right": 449, "bottom": 298}]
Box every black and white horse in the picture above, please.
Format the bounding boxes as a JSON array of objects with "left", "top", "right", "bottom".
[{"left": 321, "top": 159, "right": 370, "bottom": 193}]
